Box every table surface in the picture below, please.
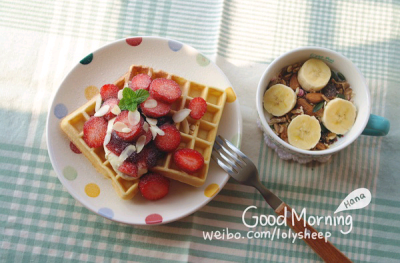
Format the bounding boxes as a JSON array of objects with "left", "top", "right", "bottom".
[{"left": 1, "top": 1, "right": 399, "bottom": 262}]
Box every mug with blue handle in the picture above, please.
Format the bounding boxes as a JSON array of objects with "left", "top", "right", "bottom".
[
  {"left": 256, "top": 47, "right": 390, "bottom": 159},
  {"left": 362, "top": 114, "right": 390, "bottom": 136}
]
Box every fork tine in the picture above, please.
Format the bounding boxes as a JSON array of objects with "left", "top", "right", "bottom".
[
  {"left": 215, "top": 136, "right": 249, "bottom": 165},
  {"left": 214, "top": 139, "right": 245, "bottom": 169},
  {"left": 211, "top": 151, "right": 236, "bottom": 176},
  {"left": 212, "top": 145, "right": 240, "bottom": 172}
]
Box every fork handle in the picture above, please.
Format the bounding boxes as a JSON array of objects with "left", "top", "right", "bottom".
[{"left": 275, "top": 203, "right": 352, "bottom": 263}]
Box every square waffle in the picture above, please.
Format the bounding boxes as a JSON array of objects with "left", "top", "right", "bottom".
[{"left": 60, "top": 65, "right": 226, "bottom": 200}]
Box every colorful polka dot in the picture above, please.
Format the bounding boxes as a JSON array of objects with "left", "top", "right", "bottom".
[
  {"left": 196, "top": 54, "right": 210, "bottom": 66},
  {"left": 63, "top": 166, "right": 77, "bottom": 181},
  {"left": 98, "top": 207, "right": 114, "bottom": 219},
  {"left": 69, "top": 141, "right": 81, "bottom": 154},
  {"left": 84, "top": 85, "right": 99, "bottom": 100},
  {"left": 54, "top": 103, "right": 68, "bottom": 119},
  {"left": 126, "top": 37, "right": 143, "bottom": 46},
  {"left": 145, "top": 214, "right": 163, "bottom": 224},
  {"left": 225, "top": 87, "right": 237, "bottom": 103},
  {"left": 204, "top": 183, "right": 219, "bottom": 197},
  {"left": 85, "top": 183, "right": 100, "bottom": 197},
  {"left": 80, "top": 53, "right": 93, "bottom": 65},
  {"left": 168, "top": 40, "right": 183, "bottom": 52}
]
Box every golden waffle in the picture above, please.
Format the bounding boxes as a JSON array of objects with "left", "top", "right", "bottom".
[
  {"left": 60, "top": 72, "right": 139, "bottom": 200},
  {"left": 126, "top": 65, "right": 227, "bottom": 187},
  {"left": 60, "top": 65, "right": 227, "bottom": 200}
]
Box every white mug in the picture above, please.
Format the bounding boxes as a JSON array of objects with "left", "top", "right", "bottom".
[{"left": 256, "top": 47, "right": 390, "bottom": 160}]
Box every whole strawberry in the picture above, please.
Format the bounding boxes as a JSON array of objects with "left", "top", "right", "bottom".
[{"left": 139, "top": 173, "right": 170, "bottom": 201}]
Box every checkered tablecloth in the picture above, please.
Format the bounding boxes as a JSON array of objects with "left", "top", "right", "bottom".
[{"left": 1, "top": 1, "right": 399, "bottom": 262}]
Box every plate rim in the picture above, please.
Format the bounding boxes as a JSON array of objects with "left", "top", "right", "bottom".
[{"left": 46, "top": 36, "right": 243, "bottom": 225}]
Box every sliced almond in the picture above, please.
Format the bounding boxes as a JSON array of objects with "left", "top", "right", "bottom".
[
  {"left": 143, "top": 99, "right": 157, "bottom": 109},
  {"left": 181, "top": 118, "right": 190, "bottom": 133},
  {"left": 128, "top": 110, "right": 140, "bottom": 126},
  {"left": 149, "top": 125, "right": 165, "bottom": 139},
  {"left": 173, "top": 109, "right": 192, "bottom": 123},
  {"left": 113, "top": 122, "right": 128, "bottom": 132},
  {"left": 146, "top": 118, "right": 158, "bottom": 126},
  {"left": 111, "top": 105, "right": 121, "bottom": 115},
  {"left": 136, "top": 135, "right": 146, "bottom": 153},
  {"left": 122, "top": 128, "right": 132, "bottom": 133},
  {"left": 117, "top": 89, "right": 123, "bottom": 100},
  {"left": 143, "top": 122, "right": 149, "bottom": 132},
  {"left": 103, "top": 133, "right": 111, "bottom": 146},
  {"left": 94, "top": 105, "right": 110, "bottom": 117},
  {"left": 95, "top": 95, "right": 102, "bottom": 112},
  {"left": 118, "top": 145, "right": 136, "bottom": 164}
]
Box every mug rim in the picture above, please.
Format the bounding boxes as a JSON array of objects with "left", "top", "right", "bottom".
[{"left": 256, "top": 46, "right": 371, "bottom": 156}]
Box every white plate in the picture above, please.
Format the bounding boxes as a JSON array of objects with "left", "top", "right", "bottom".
[{"left": 46, "top": 36, "right": 242, "bottom": 225}]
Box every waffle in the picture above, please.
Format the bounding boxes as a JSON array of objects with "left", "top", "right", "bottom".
[
  {"left": 60, "top": 72, "right": 139, "bottom": 200},
  {"left": 126, "top": 66, "right": 227, "bottom": 187},
  {"left": 60, "top": 65, "right": 226, "bottom": 200}
]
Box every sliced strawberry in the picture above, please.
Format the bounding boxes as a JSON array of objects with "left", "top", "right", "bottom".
[
  {"left": 173, "top": 148, "right": 204, "bottom": 174},
  {"left": 69, "top": 141, "right": 81, "bottom": 154},
  {"left": 149, "top": 78, "right": 182, "bottom": 103},
  {"left": 83, "top": 116, "right": 108, "bottom": 148},
  {"left": 140, "top": 96, "right": 171, "bottom": 118},
  {"left": 154, "top": 124, "right": 181, "bottom": 152},
  {"left": 100, "top": 84, "right": 119, "bottom": 101},
  {"left": 118, "top": 161, "right": 138, "bottom": 178},
  {"left": 188, "top": 97, "right": 207, "bottom": 120},
  {"left": 129, "top": 74, "right": 152, "bottom": 91},
  {"left": 102, "top": 98, "right": 120, "bottom": 121},
  {"left": 114, "top": 110, "right": 144, "bottom": 142},
  {"left": 139, "top": 173, "right": 170, "bottom": 201},
  {"left": 106, "top": 131, "right": 132, "bottom": 156}
]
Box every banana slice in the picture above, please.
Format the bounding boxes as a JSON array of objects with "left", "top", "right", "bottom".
[
  {"left": 298, "top": 58, "right": 331, "bottom": 92},
  {"left": 263, "top": 84, "right": 297, "bottom": 116},
  {"left": 288, "top": 115, "right": 321, "bottom": 150},
  {"left": 322, "top": 98, "right": 357, "bottom": 134}
]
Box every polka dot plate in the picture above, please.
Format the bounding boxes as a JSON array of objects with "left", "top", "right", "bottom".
[{"left": 46, "top": 36, "right": 242, "bottom": 225}]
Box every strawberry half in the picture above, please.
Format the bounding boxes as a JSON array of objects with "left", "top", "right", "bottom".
[
  {"left": 83, "top": 116, "right": 108, "bottom": 148},
  {"left": 129, "top": 74, "right": 152, "bottom": 91},
  {"left": 149, "top": 78, "right": 182, "bottom": 104},
  {"left": 139, "top": 173, "right": 170, "bottom": 201},
  {"left": 118, "top": 161, "right": 138, "bottom": 178},
  {"left": 100, "top": 84, "right": 119, "bottom": 101},
  {"left": 173, "top": 148, "right": 204, "bottom": 174},
  {"left": 114, "top": 110, "right": 144, "bottom": 142},
  {"left": 154, "top": 124, "right": 181, "bottom": 152},
  {"left": 188, "top": 97, "right": 207, "bottom": 120}
]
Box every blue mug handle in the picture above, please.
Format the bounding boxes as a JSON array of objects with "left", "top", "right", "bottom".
[{"left": 362, "top": 114, "right": 390, "bottom": 136}]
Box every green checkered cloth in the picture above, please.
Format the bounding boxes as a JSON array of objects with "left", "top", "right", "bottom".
[{"left": 1, "top": 0, "right": 399, "bottom": 262}]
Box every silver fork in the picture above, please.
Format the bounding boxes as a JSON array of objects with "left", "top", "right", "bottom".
[{"left": 212, "top": 135, "right": 351, "bottom": 263}]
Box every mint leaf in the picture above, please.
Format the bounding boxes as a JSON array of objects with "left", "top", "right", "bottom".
[
  {"left": 118, "top": 88, "right": 150, "bottom": 112},
  {"left": 135, "top": 89, "right": 150, "bottom": 104}
]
